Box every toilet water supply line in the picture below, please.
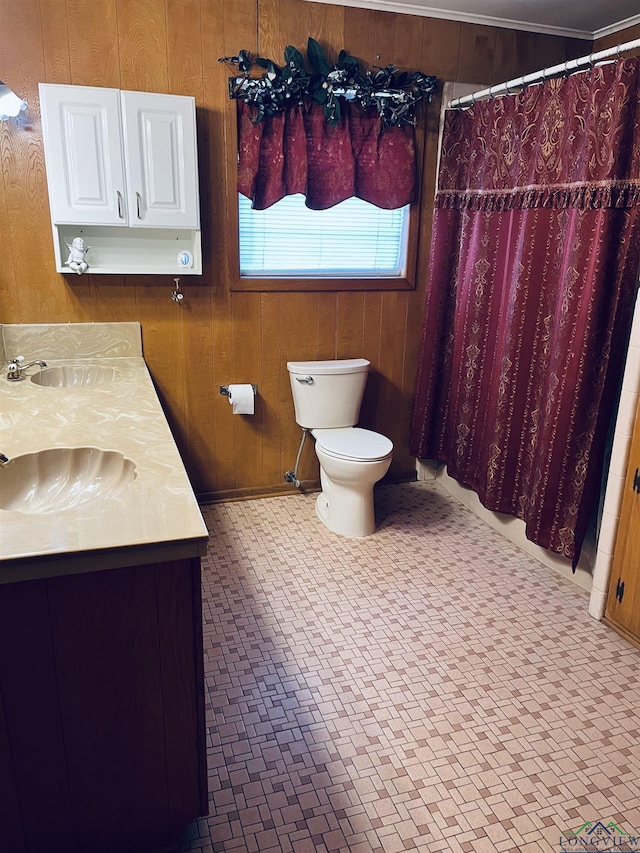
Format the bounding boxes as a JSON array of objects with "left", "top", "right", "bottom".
[{"left": 284, "top": 428, "right": 309, "bottom": 489}]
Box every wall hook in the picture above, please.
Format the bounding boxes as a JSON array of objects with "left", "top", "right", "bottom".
[{"left": 171, "top": 277, "right": 183, "bottom": 303}]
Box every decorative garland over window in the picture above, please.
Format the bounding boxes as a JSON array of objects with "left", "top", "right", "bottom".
[{"left": 219, "top": 38, "right": 437, "bottom": 127}]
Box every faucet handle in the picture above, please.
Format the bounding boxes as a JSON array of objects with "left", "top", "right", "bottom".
[{"left": 7, "top": 356, "right": 25, "bottom": 381}]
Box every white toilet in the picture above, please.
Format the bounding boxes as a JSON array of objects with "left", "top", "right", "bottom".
[{"left": 287, "top": 358, "right": 393, "bottom": 538}]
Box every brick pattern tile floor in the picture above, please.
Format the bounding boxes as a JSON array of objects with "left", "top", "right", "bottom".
[{"left": 180, "top": 482, "right": 640, "bottom": 853}]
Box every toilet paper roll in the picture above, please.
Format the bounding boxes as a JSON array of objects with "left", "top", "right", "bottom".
[{"left": 227, "top": 384, "right": 255, "bottom": 415}]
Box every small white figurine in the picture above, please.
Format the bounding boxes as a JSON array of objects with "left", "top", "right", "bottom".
[{"left": 65, "top": 237, "right": 91, "bottom": 274}]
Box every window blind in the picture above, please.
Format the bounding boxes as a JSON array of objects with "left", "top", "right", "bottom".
[{"left": 239, "top": 194, "right": 409, "bottom": 278}]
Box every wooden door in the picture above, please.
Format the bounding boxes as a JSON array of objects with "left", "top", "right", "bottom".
[
  {"left": 39, "top": 84, "right": 127, "bottom": 226},
  {"left": 605, "top": 395, "right": 640, "bottom": 645},
  {"left": 120, "top": 91, "right": 200, "bottom": 229}
]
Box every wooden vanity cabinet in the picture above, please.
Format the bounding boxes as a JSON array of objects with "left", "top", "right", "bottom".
[
  {"left": 604, "top": 395, "right": 640, "bottom": 646},
  {"left": 0, "top": 558, "right": 207, "bottom": 853}
]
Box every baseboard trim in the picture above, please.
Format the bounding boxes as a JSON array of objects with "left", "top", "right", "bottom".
[
  {"left": 198, "top": 480, "right": 321, "bottom": 504},
  {"left": 197, "top": 472, "right": 417, "bottom": 505}
]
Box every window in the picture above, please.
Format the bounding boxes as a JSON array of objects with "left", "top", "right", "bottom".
[{"left": 238, "top": 194, "right": 410, "bottom": 279}]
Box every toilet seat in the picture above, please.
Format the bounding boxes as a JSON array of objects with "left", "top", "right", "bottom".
[{"left": 312, "top": 428, "right": 393, "bottom": 462}]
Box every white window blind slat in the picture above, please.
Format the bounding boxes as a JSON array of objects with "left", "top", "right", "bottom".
[{"left": 239, "top": 194, "right": 409, "bottom": 278}]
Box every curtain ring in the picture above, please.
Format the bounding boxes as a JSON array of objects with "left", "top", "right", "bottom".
[
  {"left": 504, "top": 80, "right": 515, "bottom": 95},
  {"left": 487, "top": 85, "right": 495, "bottom": 100},
  {"left": 470, "top": 91, "right": 477, "bottom": 106},
  {"left": 588, "top": 53, "right": 595, "bottom": 68}
]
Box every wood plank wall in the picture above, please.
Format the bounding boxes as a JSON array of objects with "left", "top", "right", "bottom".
[
  {"left": 0, "top": 0, "right": 590, "bottom": 499},
  {"left": 595, "top": 23, "right": 640, "bottom": 51}
]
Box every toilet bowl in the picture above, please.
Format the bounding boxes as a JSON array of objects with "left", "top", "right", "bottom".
[
  {"left": 287, "top": 358, "right": 393, "bottom": 537},
  {"left": 313, "top": 427, "right": 393, "bottom": 537}
]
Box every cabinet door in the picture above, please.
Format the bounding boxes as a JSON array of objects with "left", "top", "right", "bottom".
[
  {"left": 121, "top": 91, "right": 200, "bottom": 229},
  {"left": 39, "top": 84, "right": 127, "bottom": 226},
  {"left": 605, "top": 395, "right": 640, "bottom": 643}
]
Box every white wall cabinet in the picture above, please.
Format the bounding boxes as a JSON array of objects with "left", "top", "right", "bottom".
[{"left": 39, "top": 83, "right": 202, "bottom": 274}]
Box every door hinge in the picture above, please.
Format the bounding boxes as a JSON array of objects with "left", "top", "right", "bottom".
[
  {"left": 616, "top": 578, "right": 625, "bottom": 603},
  {"left": 633, "top": 468, "right": 640, "bottom": 494}
]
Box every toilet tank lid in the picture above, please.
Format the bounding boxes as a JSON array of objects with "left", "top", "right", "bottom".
[{"left": 287, "top": 358, "right": 370, "bottom": 375}]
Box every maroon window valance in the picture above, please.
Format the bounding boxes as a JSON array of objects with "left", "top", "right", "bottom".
[{"left": 237, "top": 99, "right": 417, "bottom": 210}]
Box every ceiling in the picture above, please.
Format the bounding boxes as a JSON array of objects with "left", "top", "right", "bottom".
[{"left": 303, "top": 0, "right": 640, "bottom": 39}]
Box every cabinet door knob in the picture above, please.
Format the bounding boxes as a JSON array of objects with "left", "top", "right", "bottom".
[
  {"left": 117, "top": 191, "right": 124, "bottom": 219},
  {"left": 136, "top": 191, "right": 142, "bottom": 219}
]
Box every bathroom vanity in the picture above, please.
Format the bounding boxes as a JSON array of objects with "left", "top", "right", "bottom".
[{"left": 0, "top": 323, "right": 209, "bottom": 853}]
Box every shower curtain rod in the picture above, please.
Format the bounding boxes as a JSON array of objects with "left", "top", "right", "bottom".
[{"left": 448, "top": 37, "right": 640, "bottom": 109}]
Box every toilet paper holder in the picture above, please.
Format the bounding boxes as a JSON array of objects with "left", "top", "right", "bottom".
[{"left": 219, "top": 384, "right": 257, "bottom": 397}]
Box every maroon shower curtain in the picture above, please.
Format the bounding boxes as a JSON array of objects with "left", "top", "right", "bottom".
[
  {"left": 410, "top": 58, "right": 640, "bottom": 563},
  {"left": 237, "top": 99, "right": 417, "bottom": 210}
]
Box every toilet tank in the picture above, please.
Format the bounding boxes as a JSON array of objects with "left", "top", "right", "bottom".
[{"left": 287, "top": 358, "right": 370, "bottom": 428}]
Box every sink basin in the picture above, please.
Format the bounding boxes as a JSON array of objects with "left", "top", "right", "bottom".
[
  {"left": 30, "top": 365, "right": 119, "bottom": 387},
  {"left": 0, "top": 447, "right": 136, "bottom": 513}
]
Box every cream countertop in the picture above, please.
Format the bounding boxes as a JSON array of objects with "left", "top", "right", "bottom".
[{"left": 0, "top": 323, "right": 209, "bottom": 583}]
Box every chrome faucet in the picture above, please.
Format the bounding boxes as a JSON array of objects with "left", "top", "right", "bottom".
[{"left": 7, "top": 355, "right": 47, "bottom": 381}]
